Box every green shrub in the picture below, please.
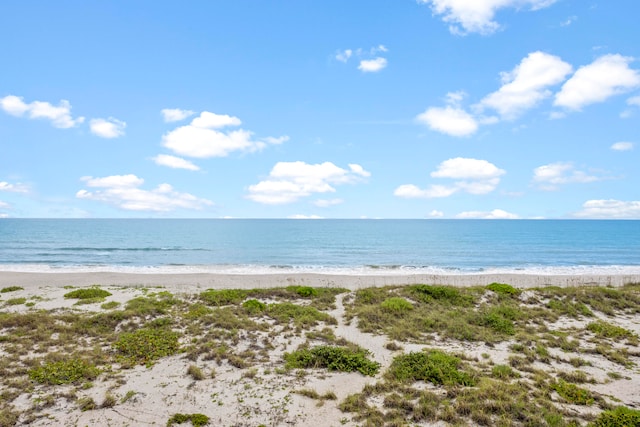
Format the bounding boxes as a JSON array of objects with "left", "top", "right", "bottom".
[
  {"left": 199, "top": 289, "right": 247, "bottom": 306},
  {"left": 486, "top": 283, "right": 521, "bottom": 296},
  {"left": 64, "top": 287, "right": 112, "bottom": 299},
  {"left": 287, "top": 286, "right": 318, "bottom": 298},
  {"left": 284, "top": 345, "right": 380, "bottom": 376},
  {"left": 587, "top": 320, "right": 636, "bottom": 340},
  {"left": 114, "top": 328, "right": 180, "bottom": 365},
  {"left": 267, "top": 302, "right": 336, "bottom": 326},
  {"left": 125, "top": 294, "right": 177, "bottom": 316},
  {"left": 553, "top": 380, "right": 594, "bottom": 405},
  {"left": 591, "top": 406, "right": 640, "bottom": 426},
  {"left": 101, "top": 301, "right": 121, "bottom": 310},
  {"left": 1, "top": 286, "right": 23, "bottom": 293},
  {"left": 410, "top": 285, "right": 473, "bottom": 306},
  {"left": 491, "top": 364, "right": 520, "bottom": 379},
  {"left": 380, "top": 297, "right": 413, "bottom": 313},
  {"left": 242, "top": 299, "right": 267, "bottom": 314},
  {"left": 29, "top": 359, "right": 101, "bottom": 385},
  {"left": 5, "top": 297, "right": 26, "bottom": 306},
  {"left": 167, "top": 413, "right": 210, "bottom": 426},
  {"left": 386, "top": 349, "right": 475, "bottom": 386}
]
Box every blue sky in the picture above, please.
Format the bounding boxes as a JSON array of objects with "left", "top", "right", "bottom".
[{"left": 1, "top": 0, "right": 639, "bottom": 219}]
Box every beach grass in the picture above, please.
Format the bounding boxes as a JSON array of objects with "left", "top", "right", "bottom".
[{"left": 0, "top": 281, "right": 638, "bottom": 426}]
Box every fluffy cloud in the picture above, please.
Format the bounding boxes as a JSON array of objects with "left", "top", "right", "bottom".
[
  {"left": 76, "top": 174, "right": 213, "bottom": 212},
  {"left": 574, "top": 199, "right": 640, "bottom": 219},
  {"left": 336, "top": 45, "right": 389, "bottom": 72},
  {"left": 532, "top": 162, "right": 603, "bottom": 190},
  {"left": 161, "top": 108, "right": 195, "bottom": 122},
  {"left": 394, "top": 184, "right": 458, "bottom": 198},
  {"left": 162, "top": 111, "right": 287, "bottom": 158},
  {"left": 418, "top": 0, "right": 558, "bottom": 35},
  {"left": 0, "top": 181, "right": 29, "bottom": 193},
  {"left": 90, "top": 117, "right": 126, "bottom": 138},
  {"left": 479, "top": 51, "right": 572, "bottom": 119},
  {"left": 628, "top": 95, "right": 640, "bottom": 106},
  {"left": 288, "top": 214, "right": 324, "bottom": 219},
  {"left": 554, "top": 55, "right": 640, "bottom": 110},
  {"left": 335, "top": 49, "right": 353, "bottom": 62},
  {"left": 152, "top": 154, "right": 200, "bottom": 171},
  {"left": 0, "top": 95, "right": 84, "bottom": 128},
  {"left": 247, "top": 161, "right": 370, "bottom": 204},
  {"left": 456, "top": 209, "right": 519, "bottom": 219},
  {"left": 358, "top": 57, "right": 388, "bottom": 73},
  {"left": 416, "top": 105, "right": 478, "bottom": 137},
  {"left": 610, "top": 142, "right": 634, "bottom": 151},
  {"left": 395, "top": 157, "right": 505, "bottom": 198}
]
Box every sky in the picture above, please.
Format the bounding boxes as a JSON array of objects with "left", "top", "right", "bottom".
[{"left": 1, "top": 0, "right": 639, "bottom": 219}]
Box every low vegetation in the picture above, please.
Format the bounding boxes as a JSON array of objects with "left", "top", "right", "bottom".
[
  {"left": 284, "top": 345, "right": 380, "bottom": 376},
  {"left": 0, "top": 282, "right": 638, "bottom": 426}
]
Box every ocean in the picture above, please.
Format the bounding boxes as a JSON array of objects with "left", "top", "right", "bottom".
[{"left": 0, "top": 219, "right": 639, "bottom": 275}]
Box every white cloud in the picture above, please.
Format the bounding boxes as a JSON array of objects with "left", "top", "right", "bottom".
[
  {"left": 628, "top": 95, "right": 640, "bottom": 106},
  {"left": 431, "top": 157, "right": 506, "bottom": 180},
  {"left": 610, "top": 142, "right": 634, "bottom": 151},
  {"left": 554, "top": 54, "right": 640, "bottom": 110},
  {"left": 90, "top": 117, "right": 126, "bottom": 138},
  {"left": 358, "top": 57, "right": 388, "bottom": 73},
  {"left": 0, "top": 95, "right": 84, "bottom": 128},
  {"left": 161, "top": 108, "right": 195, "bottom": 122},
  {"left": 76, "top": 174, "right": 213, "bottom": 212},
  {"left": 0, "top": 201, "right": 10, "bottom": 209},
  {"left": 416, "top": 105, "right": 478, "bottom": 137},
  {"left": 335, "top": 49, "right": 353, "bottom": 62},
  {"left": 574, "top": 199, "right": 640, "bottom": 219},
  {"left": 162, "top": 111, "right": 287, "bottom": 158},
  {"left": 288, "top": 214, "right": 324, "bottom": 219},
  {"left": 456, "top": 209, "right": 519, "bottom": 219},
  {"left": 394, "top": 184, "right": 458, "bottom": 198},
  {"left": 191, "top": 112, "right": 242, "bottom": 128},
  {"left": 395, "top": 157, "right": 505, "bottom": 199},
  {"left": 247, "top": 161, "right": 370, "bottom": 204},
  {"left": 418, "top": 0, "right": 558, "bottom": 35},
  {"left": 0, "top": 181, "right": 29, "bottom": 193},
  {"left": 532, "top": 162, "right": 603, "bottom": 190},
  {"left": 337, "top": 45, "right": 389, "bottom": 71},
  {"left": 428, "top": 210, "right": 444, "bottom": 218},
  {"left": 152, "top": 154, "right": 200, "bottom": 171},
  {"left": 313, "top": 199, "right": 344, "bottom": 207},
  {"left": 479, "top": 51, "right": 572, "bottom": 119}
]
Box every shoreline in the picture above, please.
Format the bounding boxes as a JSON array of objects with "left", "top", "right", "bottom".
[{"left": 1, "top": 271, "right": 639, "bottom": 290}]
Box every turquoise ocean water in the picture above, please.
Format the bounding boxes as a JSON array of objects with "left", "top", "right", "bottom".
[{"left": 0, "top": 219, "right": 639, "bottom": 275}]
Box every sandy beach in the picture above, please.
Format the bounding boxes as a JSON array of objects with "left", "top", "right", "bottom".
[
  {"left": 1, "top": 273, "right": 639, "bottom": 426},
  {"left": 1, "top": 271, "right": 639, "bottom": 291}
]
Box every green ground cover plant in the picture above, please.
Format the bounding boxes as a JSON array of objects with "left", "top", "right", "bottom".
[
  {"left": 552, "top": 380, "right": 595, "bottom": 405},
  {"left": 284, "top": 345, "right": 380, "bottom": 376},
  {"left": 4, "top": 298, "right": 26, "bottom": 306},
  {"left": 167, "top": 413, "right": 210, "bottom": 426},
  {"left": 0, "top": 286, "right": 23, "bottom": 293},
  {"left": 386, "top": 349, "right": 476, "bottom": 386},
  {"left": 63, "top": 287, "right": 112, "bottom": 300},
  {"left": 486, "top": 282, "right": 522, "bottom": 296},
  {"left": 28, "top": 359, "right": 101, "bottom": 385},
  {"left": 591, "top": 406, "right": 640, "bottom": 426},
  {"left": 113, "top": 328, "right": 180, "bottom": 366}
]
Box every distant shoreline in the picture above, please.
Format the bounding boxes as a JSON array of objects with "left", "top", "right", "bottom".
[{"left": 1, "top": 271, "right": 638, "bottom": 290}]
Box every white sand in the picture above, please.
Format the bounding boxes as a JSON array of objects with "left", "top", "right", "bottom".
[{"left": 1, "top": 271, "right": 639, "bottom": 291}]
